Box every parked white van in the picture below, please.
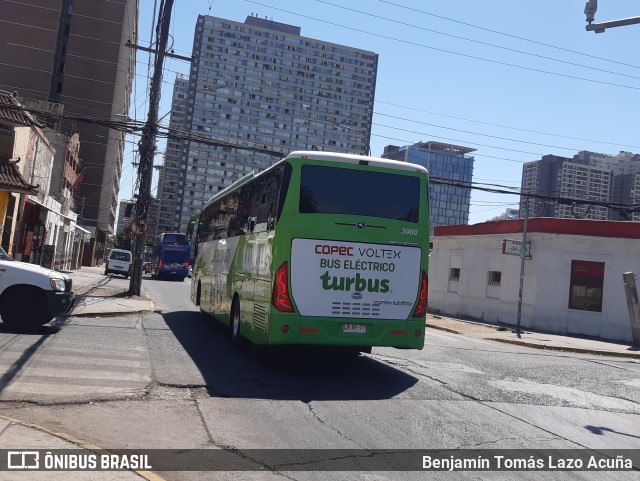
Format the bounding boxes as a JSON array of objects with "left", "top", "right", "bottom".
[
  {"left": 0, "top": 246, "right": 75, "bottom": 330},
  {"left": 104, "top": 248, "right": 132, "bottom": 278}
]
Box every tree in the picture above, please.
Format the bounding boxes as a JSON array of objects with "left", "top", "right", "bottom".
[
  {"left": 113, "top": 226, "right": 132, "bottom": 251},
  {"left": 105, "top": 234, "right": 115, "bottom": 253}
]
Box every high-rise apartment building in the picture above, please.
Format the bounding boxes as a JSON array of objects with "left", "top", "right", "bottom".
[
  {"left": 156, "top": 73, "right": 190, "bottom": 234},
  {"left": 520, "top": 151, "right": 640, "bottom": 221},
  {"left": 382, "top": 141, "right": 475, "bottom": 235},
  {"left": 157, "top": 14, "right": 378, "bottom": 233},
  {"left": 0, "top": 0, "right": 138, "bottom": 265}
]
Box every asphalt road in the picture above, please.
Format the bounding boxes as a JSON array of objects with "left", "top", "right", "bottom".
[{"left": 0, "top": 275, "right": 639, "bottom": 480}]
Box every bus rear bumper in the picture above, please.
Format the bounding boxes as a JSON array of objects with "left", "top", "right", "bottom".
[{"left": 266, "top": 315, "right": 425, "bottom": 349}]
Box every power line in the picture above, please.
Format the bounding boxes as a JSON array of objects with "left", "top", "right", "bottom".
[
  {"left": 429, "top": 176, "right": 640, "bottom": 215},
  {"left": 8, "top": 99, "right": 640, "bottom": 216},
  {"left": 375, "top": 112, "right": 584, "bottom": 153},
  {"left": 246, "top": 0, "right": 640, "bottom": 90},
  {"left": 313, "top": 0, "right": 640, "bottom": 81},
  {"left": 374, "top": 122, "right": 546, "bottom": 156},
  {"left": 375, "top": 0, "right": 640, "bottom": 71},
  {"left": 376, "top": 101, "right": 640, "bottom": 150}
]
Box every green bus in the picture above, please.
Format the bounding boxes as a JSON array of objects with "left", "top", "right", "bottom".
[{"left": 191, "top": 151, "right": 429, "bottom": 351}]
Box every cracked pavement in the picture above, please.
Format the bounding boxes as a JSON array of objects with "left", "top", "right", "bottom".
[{"left": 1, "top": 276, "right": 639, "bottom": 480}]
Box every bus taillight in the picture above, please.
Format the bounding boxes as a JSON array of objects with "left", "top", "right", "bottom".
[
  {"left": 412, "top": 271, "right": 428, "bottom": 318},
  {"left": 272, "top": 261, "right": 294, "bottom": 312},
  {"left": 159, "top": 259, "right": 163, "bottom": 267}
]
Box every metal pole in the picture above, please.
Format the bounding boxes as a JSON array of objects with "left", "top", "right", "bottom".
[
  {"left": 622, "top": 272, "right": 640, "bottom": 347},
  {"left": 516, "top": 198, "right": 529, "bottom": 338},
  {"left": 128, "top": 0, "right": 174, "bottom": 296}
]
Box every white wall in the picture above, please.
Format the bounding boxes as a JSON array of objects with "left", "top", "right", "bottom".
[{"left": 429, "top": 232, "right": 640, "bottom": 343}]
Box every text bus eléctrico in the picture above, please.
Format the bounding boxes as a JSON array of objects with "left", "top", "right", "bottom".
[
  {"left": 151, "top": 232, "right": 191, "bottom": 281},
  {"left": 191, "top": 151, "right": 429, "bottom": 350}
]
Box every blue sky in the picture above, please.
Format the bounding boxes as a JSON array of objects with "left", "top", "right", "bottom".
[{"left": 120, "top": 0, "right": 640, "bottom": 225}]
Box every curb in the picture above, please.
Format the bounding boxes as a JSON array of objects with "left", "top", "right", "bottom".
[
  {"left": 486, "top": 337, "right": 640, "bottom": 359},
  {"left": 71, "top": 308, "right": 155, "bottom": 318},
  {"left": 0, "top": 414, "right": 167, "bottom": 481},
  {"left": 69, "top": 276, "right": 155, "bottom": 317},
  {"left": 425, "top": 323, "right": 462, "bottom": 335}
]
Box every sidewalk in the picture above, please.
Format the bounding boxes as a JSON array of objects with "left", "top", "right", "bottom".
[
  {"left": 67, "top": 265, "right": 154, "bottom": 317},
  {"left": 426, "top": 313, "right": 640, "bottom": 359},
  {"left": 0, "top": 266, "right": 159, "bottom": 479},
  {"left": 0, "top": 415, "right": 156, "bottom": 480}
]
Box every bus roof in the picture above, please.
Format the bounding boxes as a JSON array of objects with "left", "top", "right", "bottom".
[
  {"left": 285, "top": 151, "right": 429, "bottom": 174},
  {"left": 203, "top": 150, "right": 428, "bottom": 208}
]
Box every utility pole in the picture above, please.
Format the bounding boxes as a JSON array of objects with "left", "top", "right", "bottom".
[
  {"left": 128, "top": 0, "right": 175, "bottom": 296},
  {"left": 516, "top": 197, "right": 529, "bottom": 338},
  {"left": 622, "top": 272, "right": 640, "bottom": 347}
]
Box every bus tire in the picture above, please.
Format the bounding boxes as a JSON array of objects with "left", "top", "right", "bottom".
[
  {"left": 196, "top": 282, "right": 202, "bottom": 307},
  {"left": 230, "top": 296, "right": 242, "bottom": 345}
]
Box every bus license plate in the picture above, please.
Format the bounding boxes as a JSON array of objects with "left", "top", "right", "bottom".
[{"left": 343, "top": 324, "right": 366, "bottom": 334}]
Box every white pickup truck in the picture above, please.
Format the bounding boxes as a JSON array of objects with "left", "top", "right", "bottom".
[{"left": 0, "top": 246, "right": 75, "bottom": 330}]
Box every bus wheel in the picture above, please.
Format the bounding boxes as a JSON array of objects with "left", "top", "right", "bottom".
[
  {"left": 230, "top": 297, "right": 242, "bottom": 345},
  {"left": 196, "top": 282, "right": 201, "bottom": 306}
]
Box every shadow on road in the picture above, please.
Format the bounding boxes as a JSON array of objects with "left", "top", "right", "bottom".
[
  {"left": 161, "top": 310, "right": 418, "bottom": 402},
  {"left": 585, "top": 425, "right": 640, "bottom": 440},
  {"left": 0, "top": 317, "right": 67, "bottom": 393}
]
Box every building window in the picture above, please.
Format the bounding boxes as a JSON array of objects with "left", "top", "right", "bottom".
[
  {"left": 487, "top": 271, "right": 502, "bottom": 286},
  {"left": 449, "top": 268, "right": 460, "bottom": 282},
  {"left": 568, "top": 260, "right": 604, "bottom": 312}
]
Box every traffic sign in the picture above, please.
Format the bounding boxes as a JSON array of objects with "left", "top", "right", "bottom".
[
  {"left": 502, "top": 239, "right": 531, "bottom": 259},
  {"left": 130, "top": 219, "right": 148, "bottom": 236}
]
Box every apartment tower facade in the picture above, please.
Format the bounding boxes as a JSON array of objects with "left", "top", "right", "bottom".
[
  {"left": 157, "top": 14, "right": 378, "bottom": 233},
  {"left": 0, "top": 0, "right": 138, "bottom": 265},
  {"left": 520, "top": 151, "right": 640, "bottom": 222}
]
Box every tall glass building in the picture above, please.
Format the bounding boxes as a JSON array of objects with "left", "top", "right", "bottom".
[{"left": 382, "top": 141, "right": 475, "bottom": 235}]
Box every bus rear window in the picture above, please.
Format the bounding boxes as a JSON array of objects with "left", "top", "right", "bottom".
[
  {"left": 163, "top": 233, "right": 187, "bottom": 244},
  {"left": 299, "top": 165, "right": 420, "bottom": 222}
]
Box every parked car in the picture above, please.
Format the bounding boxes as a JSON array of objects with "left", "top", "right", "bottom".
[
  {"left": 104, "top": 248, "right": 133, "bottom": 278},
  {"left": 0, "top": 246, "right": 75, "bottom": 330}
]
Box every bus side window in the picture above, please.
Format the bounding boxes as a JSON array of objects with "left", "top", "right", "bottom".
[
  {"left": 231, "top": 183, "right": 253, "bottom": 236},
  {"left": 276, "top": 162, "right": 292, "bottom": 221},
  {"left": 247, "top": 175, "right": 267, "bottom": 233},
  {"left": 201, "top": 199, "right": 224, "bottom": 242},
  {"left": 252, "top": 166, "right": 282, "bottom": 233}
]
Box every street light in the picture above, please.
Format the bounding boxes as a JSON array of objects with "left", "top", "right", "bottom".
[
  {"left": 331, "top": 120, "right": 371, "bottom": 156},
  {"left": 584, "top": 0, "right": 640, "bottom": 33}
]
